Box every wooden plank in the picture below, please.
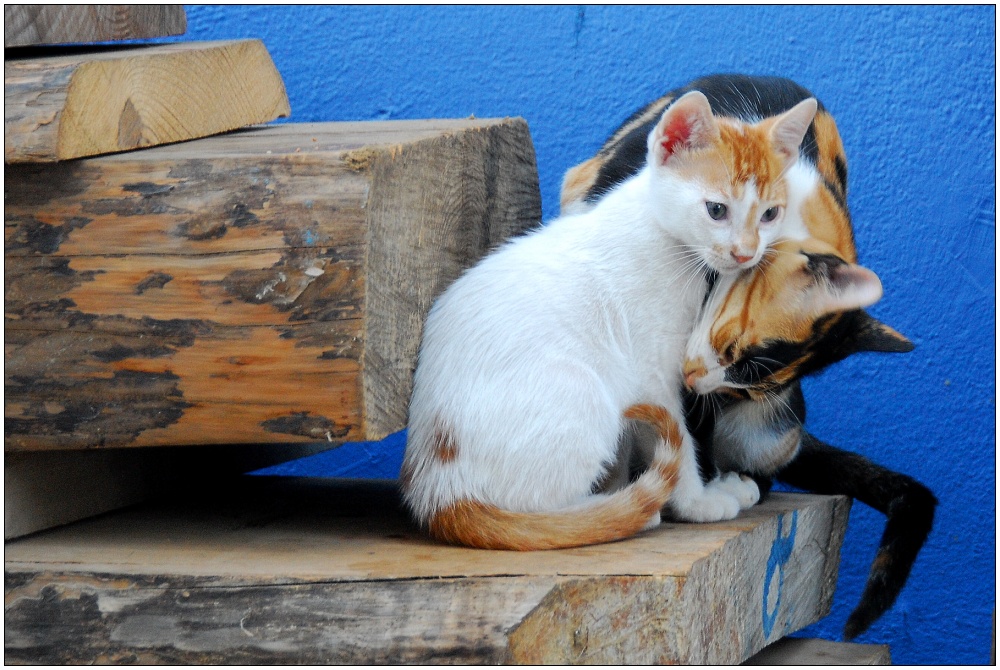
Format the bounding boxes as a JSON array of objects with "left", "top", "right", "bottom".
[
  {"left": 4, "top": 40, "right": 289, "bottom": 162},
  {"left": 4, "top": 480, "right": 851, "bottom": 664},
  {"left": 4, "top": 5, "right": 186, "bottom": 47},
  {"left": 5, "top": 118, "right": 541, "bottom": 451},
  {"left": 744, "top": 637, "right": 891, "bottom": 665}
]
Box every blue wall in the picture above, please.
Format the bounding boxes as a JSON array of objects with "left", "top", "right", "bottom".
[{"left": 177, "top": 6, "right": 994, "bottom": 664}]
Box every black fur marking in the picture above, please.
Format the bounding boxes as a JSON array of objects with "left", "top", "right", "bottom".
[
  {"left": 585, "top": 74, "right": 825, "bottom": 204},
  {"left": 776, "top": 433, "right": 936, "bottom": 639},
  {"left": 834, "top": 155, "right": 848, "bottom": 195}
]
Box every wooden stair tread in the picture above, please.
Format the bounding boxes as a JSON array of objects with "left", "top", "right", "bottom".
[
  {"left": 4, "top": 478, "right": 851, "bottom": 664},
  {"left": 4, "top": 39, "right": 290, "bottom": 163}
]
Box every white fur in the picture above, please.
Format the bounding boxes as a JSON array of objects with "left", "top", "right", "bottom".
[{"left": 405, "top": 172, "right": 714, "bottom": 521}]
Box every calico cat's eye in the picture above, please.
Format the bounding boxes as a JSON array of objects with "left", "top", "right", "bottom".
[
  {"left": 760, "top": 206, "right": 781, "bottom": 223},
  {"left": 706, "top": 202, "right": 728, "bottom": 220}
]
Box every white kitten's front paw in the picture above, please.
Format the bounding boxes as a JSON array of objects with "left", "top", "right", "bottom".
[
  {"left": 668, "top": 488, "right": 741, "bottom": 523},
  {"left": 712, "top": 472, "right": 760, "bottom": 510}
]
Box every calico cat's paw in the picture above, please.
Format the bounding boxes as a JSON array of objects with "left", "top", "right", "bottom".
[{"left": 713, "top": 472, "right": 760, "bottom": 509}]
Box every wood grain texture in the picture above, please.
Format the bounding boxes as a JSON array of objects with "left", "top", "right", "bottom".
[
  {"left": 5, "top": 119, "right": 541, "bottom": 451},
  {"left": 4, "top": 40, "right": 289, "bottom": 162},
  {"left": 4, "top": 478, "right": 851, "bottom": 664},
  {"left": 743, "top": 637, "right": 891, "bottom": 665},
  {"left": 4, "top": 5, "right": 186, "bottom": 47}
]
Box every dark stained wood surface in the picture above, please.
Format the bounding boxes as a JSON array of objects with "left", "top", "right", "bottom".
[{"left": 5, "top": 119, "right": 541, "bottom": 451}]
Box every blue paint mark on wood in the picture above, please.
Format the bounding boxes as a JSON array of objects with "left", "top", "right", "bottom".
[{"left": 762, "top": 510, "right": 798, "bottom": 639}]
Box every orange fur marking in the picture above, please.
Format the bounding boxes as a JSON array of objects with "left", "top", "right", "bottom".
[
  {"left": 623, "top": 403, "right": 682, "bottom": 447},
  {"left": 559, "top": 157, "right": 602, "bottom": 212},
  {"left": 428, "top": 493, "right": 663, "bottom": 551},
  {"left": 811, "top": 111, "right": 848, "bottom": 198},
  {"left": 432, "top": 428, "right": 459, "bottom": 463}
]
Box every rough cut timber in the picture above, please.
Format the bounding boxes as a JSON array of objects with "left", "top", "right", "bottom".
[
  {"left": 3, "top": 478, "right": 851, "bottom": 664},
  {"left": 5, "top": 118, "right": 541, "bottom": 451},
  {"left": 4, "top": 5, "right": 186, "bottom": 47},
  {"left": 4, "top": 40, "right": 290, "bottom": 163}
]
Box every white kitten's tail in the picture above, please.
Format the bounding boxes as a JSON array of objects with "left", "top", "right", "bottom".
[{"left": 424, "top": 404, "right": 683, "bottom": 551}]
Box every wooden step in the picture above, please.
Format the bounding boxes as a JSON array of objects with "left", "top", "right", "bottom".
[
  {"left": 4, "top": 40, "right": 290, "bottom": 162},
  {"left": 3, "top": 479, "right": 851, "bottom": 664},
  {"left": 4, "top": 5, "right": 187, "bottom": 47},
  {"left": 5, "top": 118, "right": 541, "bottom": 452}
]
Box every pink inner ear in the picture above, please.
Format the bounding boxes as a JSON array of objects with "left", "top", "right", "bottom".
[{"left": 660, "top": 114, "right": 693, "bottom": 159}]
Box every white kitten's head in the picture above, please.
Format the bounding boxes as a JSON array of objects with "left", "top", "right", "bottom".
[{"left": 644, "top": 91, "right": 818, "bottom": 274}]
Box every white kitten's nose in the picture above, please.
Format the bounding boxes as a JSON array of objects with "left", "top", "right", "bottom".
[{"left": 731, "top": 250, "right": 754, "bottom": 264}]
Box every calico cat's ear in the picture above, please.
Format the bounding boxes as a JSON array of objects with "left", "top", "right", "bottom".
[
  {"left": 851, "top": 313, "right": 915, "bottom": 353},
  {"left": 769, "top": 98, "right": 818, "bottom": 166},
  {"left": 803, "top": 252, "right": 883, "bottom": 315},
  {"left": 648, "top": 91, "right": 720, "bottom": 165}
]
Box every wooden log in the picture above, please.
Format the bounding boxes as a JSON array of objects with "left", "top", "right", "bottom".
[
  {"left": 4, "top": 40, "right": 290, "bottom": 163},
  {"left": 4, "top": 5, "right": 187, "bottom": 47},
  {"left": 743, "top": 637, "right": 892, "bottom": 665},
  {"left": 3, "top": 479, "right": 852, "bottom": 664},
  {"left": 5, "top": 118, "right": 541, "bottom": 451}
]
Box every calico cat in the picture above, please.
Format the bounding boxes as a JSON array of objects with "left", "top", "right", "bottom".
[
  {"left": 562, "top": 73, "right": 935, "bottom": 639},
  {"left": 401, "top": 91, "right": 818, "bottom": 550}
]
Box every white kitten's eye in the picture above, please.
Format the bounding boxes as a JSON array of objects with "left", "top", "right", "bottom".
[
  {"left": 706, "top": 202, "right": 728, "bottom": 220},
  {"left": 760, "top": 206, "right": 781, "bottom": 223}
]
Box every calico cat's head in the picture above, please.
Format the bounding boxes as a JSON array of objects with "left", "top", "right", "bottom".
[
  {"left": 644, "top": 91, "right": 818, "bottom": 273},
  {"left": 682, "top": 238, "right": 913, "bottom": 399}
]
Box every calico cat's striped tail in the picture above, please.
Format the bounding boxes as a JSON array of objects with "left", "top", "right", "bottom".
[
  {"left": 425, "top": 404, "right": 684, "bottom": 551},
  {"left": 776, "top": 432, "right": 937, "bottom": 640}
]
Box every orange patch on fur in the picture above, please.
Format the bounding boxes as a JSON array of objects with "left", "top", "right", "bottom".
[
  {"left": 811, "top": 111, "right": 848, "bottom": 198},
  {"left": 432, "top": 428, "right": 459, "bottom": 462},
  {"left": 560, "top": 157, "right": 602, "bottom": 212},
  {"left": 428, "top": 494, "right": 663, "bottom": 551},
  {"left": 623, "top": 404, "right": 682, "bottom": 447},
  {"left": 801, "top": 186, "right": 856, "bottom": 261}
]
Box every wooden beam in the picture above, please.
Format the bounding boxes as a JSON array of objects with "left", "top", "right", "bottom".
[
  {"left": 4, "top": 5, "right": 187, "bottom": 47},
  {"left": 4, "top": 479, "right": 851, "bottom": 664},
  {"left": 744, "top": 637, "right": 891, "bottom": 665},
  {"left": 5, "top": 119, "right": 541, "bottom": 451},
  {"left": 4, "top": 40, "right": 290, "bottom": 163}
]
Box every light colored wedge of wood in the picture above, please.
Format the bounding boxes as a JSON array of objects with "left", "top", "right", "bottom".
[
  {"left": 743, "top": 637, "right": 892, "bottom": 665},
  {"left": 4, "top": 40, "right": 290, "bottom": 163},
  {"left": 4, "top": 5, "right": 186, "bottom": 47}
]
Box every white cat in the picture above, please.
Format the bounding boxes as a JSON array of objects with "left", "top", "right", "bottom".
[{"left": 401, "top": 91, "right": 817, "bottom": 549}]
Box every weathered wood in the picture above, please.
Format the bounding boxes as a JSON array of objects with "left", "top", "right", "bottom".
[
  {"left": 4, "top": 479, "right": 851, "bottom": 664},
  {"left": 4, "top": 5, "right": 186, "bottom": 47},
  {"left": 3, "top": 443, "right": 334, "bottom": 539},
  {"left": 5, "top": 119, "right": 541, "bottom": 451},
  {"left": 744, "top": 637, "right": 892, "bottom": 665},
  {"left": 5, "top": 40, "right": 290, "bottom": 162}
]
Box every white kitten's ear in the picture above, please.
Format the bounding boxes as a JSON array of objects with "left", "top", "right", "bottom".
[
  {"left": 769, "top": 98, "right": 818, "bottom": 167},
  {"left": 648, "top": 91, "right": 720, "bottom": 165},
  {"left": 805, "top": 252, "right": 883, "bottom": 315}
]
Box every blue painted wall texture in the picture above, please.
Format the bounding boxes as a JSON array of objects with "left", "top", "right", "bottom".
[{"left": 175, "top": 6, "right": 994, "bottom": 664}]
